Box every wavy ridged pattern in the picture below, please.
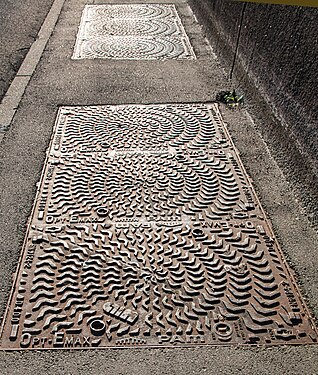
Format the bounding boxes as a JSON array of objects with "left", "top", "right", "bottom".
[{"left": 1, "top": 103, "right": 316, "bottom": 349}]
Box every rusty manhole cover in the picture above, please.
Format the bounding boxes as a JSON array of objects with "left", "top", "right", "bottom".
[
  {"left": 72, "top": 4, "right": 195, "bottom": 60},
  {"left": 1, "top": 103, "right": 317, "bottom": 350}
]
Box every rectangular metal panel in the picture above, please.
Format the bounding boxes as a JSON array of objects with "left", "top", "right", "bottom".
[
  {"left": 0, "top": 103, "right": 317, "bottom": 350},
  {"left": 72, "top": 4, "right": 196, "bottom": 60}
]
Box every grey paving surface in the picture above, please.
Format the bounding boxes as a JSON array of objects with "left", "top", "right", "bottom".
[
  {"left": 0, "top": 0, "right": 317, "bottom": 373},
  {"left": 0, "top": 0, "right": 65, "bottom": 144},
  {"left": 0, "top": 0, "right": 55, "bottom": 101}
]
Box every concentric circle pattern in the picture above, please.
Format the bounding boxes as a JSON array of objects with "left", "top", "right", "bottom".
[
  {"left": 59, "top": 104, "right": 225, "bottom": 152},
  {"left": 81, "top": 36, "right": 187, "bottom": 60},
  {"left": 87, "top": 19, "right": 179, "bottom": 38},
  {"left": 88, "top": 4, "right": 174, "bottom": 20},
  {"left": 72, "top": 4, "right": 195, "bottom": 60},
  {"left": 44, "top": 152, "right": 250, "bottom": 222},
  {"left": 46, "top": 103, "right": 250, "bottom": 225}
]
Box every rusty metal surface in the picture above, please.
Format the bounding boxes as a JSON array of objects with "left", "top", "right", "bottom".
[
  {"left": 0, "top": 103, "right": 317, "bottom": 350},
  {"left": 72, "top": 4, "right": 195, "bottom": 60}
]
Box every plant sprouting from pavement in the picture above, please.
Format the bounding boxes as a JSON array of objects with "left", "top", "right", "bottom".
[{"left": 216, "top": 90, "right": 244, "bottom": 108}]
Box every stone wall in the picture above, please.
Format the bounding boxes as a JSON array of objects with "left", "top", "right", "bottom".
[{"left": 188, "top": 0, "right": 318, "bottom": 218}]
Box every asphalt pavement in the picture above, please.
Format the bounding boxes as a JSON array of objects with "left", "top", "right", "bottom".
[
  {"left": 0, "top": 0, "right": 318, "bottom": 373},
  {"left": 0, "top": 0, "right": 54, "bottom": 101}
]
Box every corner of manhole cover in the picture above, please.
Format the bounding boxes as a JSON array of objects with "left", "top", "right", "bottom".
[
  {"left": 72, "top": 4, "right": 196, "bottom": 60},
  {"left": 1, "top": 103, "right": 317, "bottom": 350}
]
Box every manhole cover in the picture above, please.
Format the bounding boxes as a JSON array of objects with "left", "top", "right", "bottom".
[
  {"left": 72, "top": 4, "right": 195, "bottom": 60},
  {"left": 1, "top": 103, "right": 316, "bottom": 350}
]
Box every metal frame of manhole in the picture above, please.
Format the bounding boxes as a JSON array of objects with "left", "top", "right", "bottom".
[
  {"left": 72, "top": 4, "right": 196, "bottom": 60},
  {"left": 0, "top": 103, "right": 317, "bottom": 350}
]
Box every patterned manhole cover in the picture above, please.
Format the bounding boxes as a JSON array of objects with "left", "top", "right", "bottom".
[
  {"left": 1, "top": 103, "right": 317, "bottom": 350},
  {"left": 72, "top": 4, "right": 195, "bottom": 60}
]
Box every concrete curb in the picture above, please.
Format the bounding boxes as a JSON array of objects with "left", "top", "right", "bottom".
[{"left": 0, "top": 0, "right": 66, "bottom": 143}]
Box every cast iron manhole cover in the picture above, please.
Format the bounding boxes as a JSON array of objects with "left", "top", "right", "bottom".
[
  {"left": 72, "top": 4, "right": 195, "bottom": 60},
  {"left": 1, "top": 103, "right": 317, "bottom": 350}
]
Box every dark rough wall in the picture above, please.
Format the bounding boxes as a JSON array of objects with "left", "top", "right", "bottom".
[
  {"left": 189, "top": 0, "right": 318, "bottom": 216},
  {"left": 240, "top": 4, "right": 317, "bottom": 169}
]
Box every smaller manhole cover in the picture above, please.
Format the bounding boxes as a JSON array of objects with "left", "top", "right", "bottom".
[{"left": 73, "top": 4, "right": 196, "bottom": 60}]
